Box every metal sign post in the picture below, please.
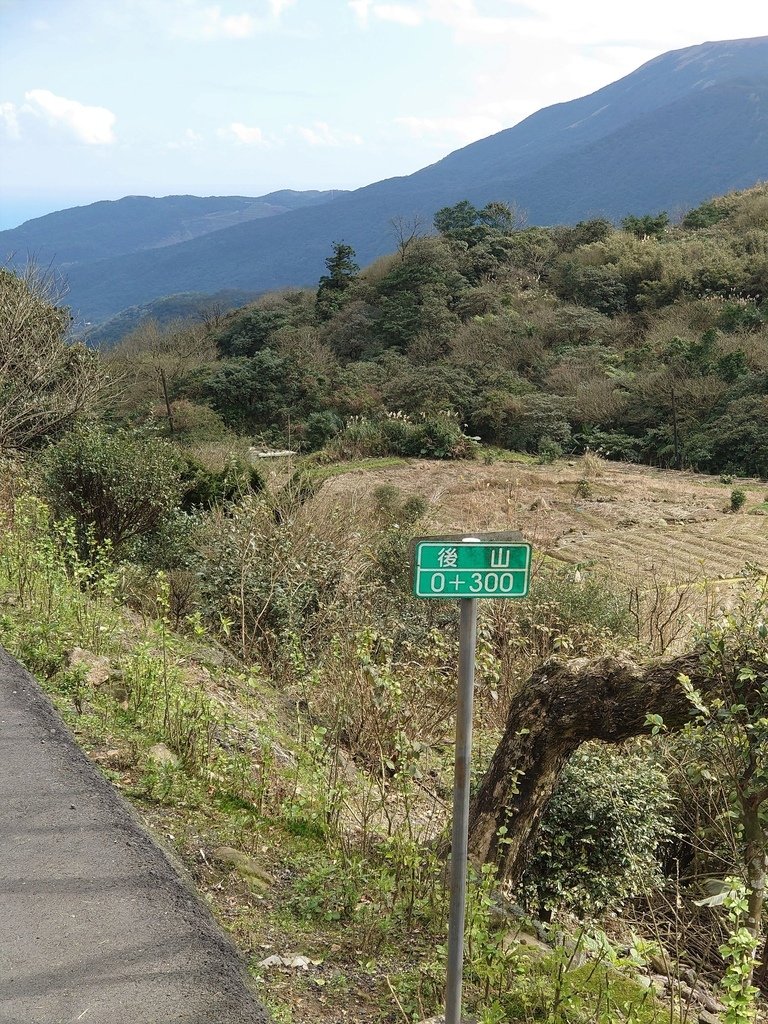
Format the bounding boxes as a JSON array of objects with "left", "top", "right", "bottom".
[
  {"left": 410, "top": 532, "right": 531, "bottom": 1024},
  {"left": 446, "top": 596, "right": 478, "bottom": 1024}
]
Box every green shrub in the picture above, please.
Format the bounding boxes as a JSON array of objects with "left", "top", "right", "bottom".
[
  {"left": 521, "top": 744, "right": 675, "bottom": 915},
  {"left": 402, "top": 416, "right": 477, "bottom": 459},
  {"left": 730, "top": 488, "right": 747, "bottom": 512},
  {"left": 165, "top": 400, "right": 230, "bottom": 442},
  {"left": 193, "top": 494, "right": 346, "bottom": 660},
  {"left": 302, "top": 410, "right": 343, "bottom": 451},
  {"left": 40, "top": 425, "right": 188, "bottom": 556},
  {"left": 371, "top": 485, "right": 429, "bottom": 589},
  {"left": 179, "top": 455, "right": 263, "bottom": 511},
  {"left": 537, "top": 437, "right": 563, "bottom": 464},
  {"left": 682, "top": 200, "right": 728, "bottom": 229},
  {"left": 717, "top": 300, "right": 764, "bottom": 334},
  {"left": 325, "top": 413, "right": 476, "bottom": 461}
]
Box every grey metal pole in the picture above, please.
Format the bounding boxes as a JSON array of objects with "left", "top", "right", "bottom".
[{"left": 445, "top": 596, "right": 478, "bottom": 1024}]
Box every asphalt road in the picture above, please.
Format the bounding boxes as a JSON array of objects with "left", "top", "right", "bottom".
[{"left": 0, "top": 646, "right": 271, "bottom": 1024}]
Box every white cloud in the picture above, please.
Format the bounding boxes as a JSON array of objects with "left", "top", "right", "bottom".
[
  {"left": 348, "top": 0, "right": 372, "bottom": 26},
  {"left": 174, "top": 5, "right": 258, "bottom": 40},
  {"left": 349, "top": 1, "right": 424, "bottom": 28},
  {"left": 24, "top": 90, "right": 116, "bottom": 145},
  {"left": 293, "top": 121, "right": 363, "bottom": 147},
  {"left": 268, "top": 0, "right": 295, "bottom": 16},
  {"left": 154, "top": 0, "right": 298, "bottom": 40},
  {"left": 221, "top": 121, "right": 268, "bottom": 145},
  {"left": 374, "top": 4, "right": 423, "bottom": 26},
  {"left": 395, "top": 113, "right": 503, "bottom": 145},
  {"left": 0, "top": 102, "right": 20, "bottom": 140},
  {"left": 168, "top": 128, "right": 205, "bottom": 150}
]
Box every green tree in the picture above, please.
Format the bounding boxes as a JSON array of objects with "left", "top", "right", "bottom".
[
  {"left": 553, "top": 261, "right": 628, "bottom": 316},
  {"left": 316, "top": 241, "right": 359, "bottom": 321},
  {"left": 214, "top": 290, "right": 316, "bottom": 358},
  {"left": 621, "top": 211, "right": 670, "bottom": 239},
  {"left": 552, "top": 218, "right": 614, "bottom": 252},
  {"left": 433, "top": 199, "right": 480, "bottom": 235},
  {"left": 477, "top": 200, "right": 522, "bottom": 233},
  {"left": 372, "top": 237, "right": 464, "bottom": 350},
  {"left": 201, "top": 350, "right": 326, "bottom": 436}
]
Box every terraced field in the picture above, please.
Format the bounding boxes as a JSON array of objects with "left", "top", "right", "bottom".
[
  {"left": 322, "top": 455, "right": 768, "bottom": 586},
  {"left": 554, "top": 517, "right": 768, "bottom": 580}
]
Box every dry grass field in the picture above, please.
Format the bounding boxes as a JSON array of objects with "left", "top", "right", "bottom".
[{"left": 322, "top": 454, "right": 767, "bottom": 595}]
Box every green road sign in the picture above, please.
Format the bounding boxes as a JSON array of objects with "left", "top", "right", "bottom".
[{"left": 412, "top": 536, "right": 531, "bottom": 599}]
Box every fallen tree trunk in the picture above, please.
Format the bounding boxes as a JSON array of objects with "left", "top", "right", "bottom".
[{"left": 466, "top": 648, "right": 709, "bottom": 883}]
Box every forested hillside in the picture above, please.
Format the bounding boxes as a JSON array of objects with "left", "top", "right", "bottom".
[
  {"left": 1, "top": 184, "right": 768, "bottom": 1024},
  {"left": 110, "top": 185, "right": 768, "bottom": 479}
]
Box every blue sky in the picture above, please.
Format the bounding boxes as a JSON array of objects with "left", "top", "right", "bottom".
[{"left": 0, "top": 0, "right": 765, "bottom": 229}]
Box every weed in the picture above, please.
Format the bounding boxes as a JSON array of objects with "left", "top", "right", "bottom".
[{"left": 574, "top": 478, "right": 593, "bottom": 499}]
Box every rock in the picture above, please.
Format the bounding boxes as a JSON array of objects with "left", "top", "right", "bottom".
[
  {"left": 487, "top": 900, "right": 526, "bottom": 930},
  {"left": 93, "top": 746, "right": 135, "bottom": 771},
  {"left": 649, "top": 973, "right": 669, "bottom": 995},
  {"left": 503, "top": 928, "right": 551, "bottom": 959},
  {"left": 649, "top": 953, "right": 670, "bottom": 976},
  {"left": 257, "top": 954, "right": 315, "bottom": 971},
  {"left": 678, "top": 981, "right": 696, "bottom": 1002},
  {"left": 147, "top": 743, "right": 178, "bottom": 767},
  {"left": 288, "top": 956, "right": 312, "bottom": 970},
  {"left": 269, "top": 741, "right": 296, "bottom": 767},
  {"left": 67, "top": 647, "right": 113, "bottom": 687},
  {"left": 192, "top": 647, "right": 228, "bottom": 667},
  {"left": 258, "top": 954, "right": 286, "bottom": 969},
  {"left": 698, "top": 1010, "right": 721, "bottom": 1024},
  {"left": 695, "top": 991, "right": 725, "bottom": 1014},
  {"left": 67, "top": 649, "right": 130, "bottom": 701},
  {"left": 210, "top": 846, "right": 274, "bottom": 887}
]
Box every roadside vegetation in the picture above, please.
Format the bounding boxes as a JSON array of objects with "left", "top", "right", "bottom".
[{"left": 0, "top": 183, "right": 767, "bottom": 1023}]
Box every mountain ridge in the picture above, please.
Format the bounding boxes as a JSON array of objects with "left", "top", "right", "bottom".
[
  {"left": 3, "top": 35, "right": 767, "bottom": 325},
  {"left": 0, "top": 189, "right": 346, "bottom": 267}
]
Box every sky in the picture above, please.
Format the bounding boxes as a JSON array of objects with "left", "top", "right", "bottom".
[{"left": 0, "top": 0, "right": 765, "bottom": 230}]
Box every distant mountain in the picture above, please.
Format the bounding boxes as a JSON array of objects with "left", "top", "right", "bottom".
[
  {"left": 84, "top": 289, "right": 259, "bottom": 346},
  {"left": 0, "top": 189, "right": 345, "bottom": 267},
  {"left": 4, "top": 36, "right": 767, "bottom": 325}
]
